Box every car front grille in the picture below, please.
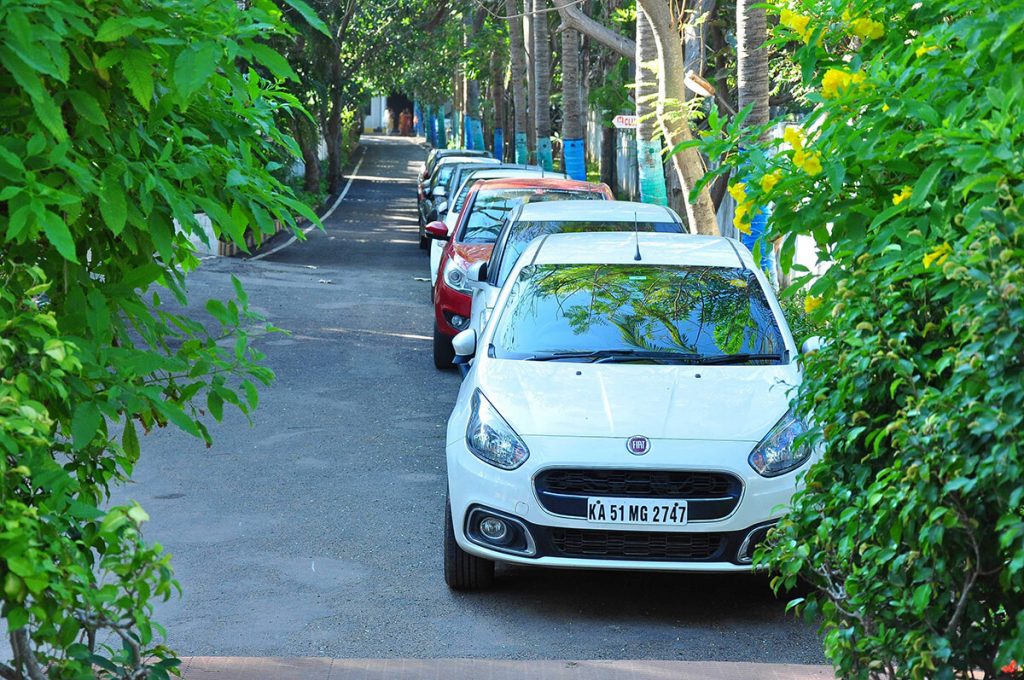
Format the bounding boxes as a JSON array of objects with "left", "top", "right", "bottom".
[
  {"left": 536, "top": 469, "right": 737, "bottom": 498},
  {"left": 549, "top": 528, "right": 725, "bottom": 561},
  {"left": 534, "top": 469, "right": 742, "bottom": 521}
]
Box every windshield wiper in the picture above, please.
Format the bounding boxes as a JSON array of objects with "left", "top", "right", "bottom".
[
  {"left": 526, "top": 350, "right": 704, "bottom": 364},
  {"left": 697, "top": 353, "right": 784, "bottom": 365}
]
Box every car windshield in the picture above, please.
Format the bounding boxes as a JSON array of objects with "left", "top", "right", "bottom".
[
  {"left": 490, "top": 264, "right": 786, "bottom": 364},
  {"left": 495, "top": 221, "right": 681, "bottom": 285},
  {"left": 460, "top": 191, "right": 606, "bottom": 244}
]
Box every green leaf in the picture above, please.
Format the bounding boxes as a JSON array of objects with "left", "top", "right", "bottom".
[
  {"left": 6, "top": 607, "right": 28, "bottom": 631},
  {"left": 910, "top": 162, "right": 943, "bottom": 209},
  {"left": 95, "top": 17, "right": 138, "bottom": 42},
  {"left": 173, "top": 42, "right": 219, "bottom": 100},
  {"left": 122, "top": 419, "right": 140, "bottom": 461},
  {"left": 278, "top": 195, "right": 321, "bottom": 227},
  {"left": 40, "top": 210, "right": 78, "bottom": 262},
  {"left": 912, "top": 584, "right": 931, "bottom": 613},
  {"left": 207, "top": 391, "right": 224, "bottom": 421},
  {"left": 71, "top": 402, "right": 102, "bottom": 450},
  {"left": 34, "top": 90, "right": 68, "bottom": 141},
  {"left": 68, "top": 89, "right": 109, "bottom": 127},
  {"left": 246, "top": 42, "right": 298, "bottom": 82},
  {"left": 121, "top": 49, "right": 154, "bottom": 109},
  {"left": 281, "top": 0, "right": 330, "bottom": 36},
  {"left": 0, "top": 45, "right": 45, "bottom": 101},
  {"left": 100, "top": 172, "right": 127, "bottom": 235}
]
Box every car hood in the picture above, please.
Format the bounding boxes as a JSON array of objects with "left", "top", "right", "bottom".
[
  {"left": 453, "top": 242, "right": 494, "bottom": 264},
  {"left": 476, "top": 359, "right": 799, "bottom": 442}
]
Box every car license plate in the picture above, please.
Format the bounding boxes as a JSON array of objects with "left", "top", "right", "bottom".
[{"left": 586, "top": 498, "right": 688, "bottom": 525}]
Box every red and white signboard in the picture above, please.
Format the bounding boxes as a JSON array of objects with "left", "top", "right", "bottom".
[{"left": 612, "top": 114, "right": 638, "bottom": 129}]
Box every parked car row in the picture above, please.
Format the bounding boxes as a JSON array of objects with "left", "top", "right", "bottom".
[{"left": 415, "top": 148, "right": 820, "bottom": 590}]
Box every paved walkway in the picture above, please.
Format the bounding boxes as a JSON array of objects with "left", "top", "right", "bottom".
[{"left": 182, "top": 657, "right": 834, "bottom": 679}]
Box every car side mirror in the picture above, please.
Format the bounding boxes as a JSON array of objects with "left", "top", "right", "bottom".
[
  {"left": 436, "top": 200, "right": 449, "bottom": 215},
  {"left": 425, "top": 221, "right": 450, "bottom": 241},
  {"left": 452, "top": 329, "right": 477, "bottom": 363},
  {"left": 801, "top": 336, "right": 824, "bottom": 354},
  {"left": 467, "top": 261, "right": 488, "bottom": 283}
]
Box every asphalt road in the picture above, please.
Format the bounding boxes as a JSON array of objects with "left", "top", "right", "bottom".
[{"left": 113, "top": 135, "right": 825, "bottom": 663}]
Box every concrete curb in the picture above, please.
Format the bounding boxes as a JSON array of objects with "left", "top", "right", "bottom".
[{"left": 181, "top": 657, "right": 835, "bottom": 679}]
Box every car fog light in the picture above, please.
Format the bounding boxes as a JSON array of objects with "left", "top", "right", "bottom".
[
  {"left": 479, "top": 516, "right": 508, "bottom": 543},
  {"left": 451, "top": 315, "right": 468, "bottom": 330}
]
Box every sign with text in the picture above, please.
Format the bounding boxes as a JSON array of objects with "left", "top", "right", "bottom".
[{"left": 612, "top": 114, "right": 638, "bottom": 129}]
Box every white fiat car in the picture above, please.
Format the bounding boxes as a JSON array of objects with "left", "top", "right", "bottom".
[{"left": 443, "top": 232, "right": 816, "bottom": 589}]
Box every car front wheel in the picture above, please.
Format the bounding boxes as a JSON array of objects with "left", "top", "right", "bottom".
[
  {"left": 444, "top": 498, "right": 494, "bottom": 590},
  {"left": 433, "top": 323, "right": 455, "bottom": 370}
]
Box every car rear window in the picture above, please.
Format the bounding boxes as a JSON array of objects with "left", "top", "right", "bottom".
[
  {"left": 491, "top": 264, "right": 785, "bottom": 363},
  {"left": 459, "top": 190, "right": 606, "bottom": 244},
  {"left": 495, "top": 220, "right": 682, "bottom": 286}
]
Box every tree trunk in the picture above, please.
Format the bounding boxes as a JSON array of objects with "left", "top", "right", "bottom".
[
  {"left": 325, "top": 58, "right": 345, "bottom": 193},
  {"left": 525, "top": 0, "right": 537, "bottom": 155},
  {"left": 635, "top": 8, "right": 667, "bottom": 206},
  {"left": 560, "top": 27, "right": 585, "bottom": 179},
  {"left": 601, "top": 125, "right": 616, "bottom": 190},
  {"left": 533, "top": 0, "right": 553, "bottom": 170},
  {"left": 490, "top": 49, "right": 507, "bottom": 161},
  {"left": 507, "top": 0, "right": 529, "bottom": 163},
  {"left": 737, "top": 0, "right": 769, "bottom": 129},
  {"left": 294, "top": 113, "right": 321, "bottom": 195},
  {"left": 684, "top": 0, "right": 717, "bottom": 85},
  {"left": 634, "top": 0, "right": 718, "bottom": 234}
]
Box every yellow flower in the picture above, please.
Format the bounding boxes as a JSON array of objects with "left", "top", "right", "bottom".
[
  {"left": 892, "top": 185, "right": 913, "bottom": 205},
  {"left": 760, "top": 170, "right": 783, "bottom": 193},
  {"left": 821, "top": 68, "right": 866, "bottom": 99},
  {"left": 793, "top": 147, "right": 823, "bottom": 176},
  {"left": 804, "top": 295, "right": 823, "bottom": 314},
  {"left": 922, "top": 243, "right": 952, "bottom": 269},
  {"left": 728, "top": 182, "right": 748, "bottom": 202},
  {"left": 882, "top": 103, "right": 890, "bottom": 112},
  {"left": 729, "top": 182, "right": 754, "bottom": 234},
  {"left": 851, "top": 17, "right": 884, "bottom": 40},
  {"left": 780, "top": 9, "right": 813, "bottom": 43},
  {"left": 915, "top": 44, "right": 939, "bottom": 57},
  {"left": 784, "top": 126, "right": 805, "bottom": 151}
]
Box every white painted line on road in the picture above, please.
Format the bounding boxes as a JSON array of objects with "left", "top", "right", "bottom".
[{"left": 249, "top": 146, "right": 368, "bottom": 262}]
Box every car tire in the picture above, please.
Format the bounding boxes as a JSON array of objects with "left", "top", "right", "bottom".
[
  {"left": 433, "top": 323, "right": 455, "bottom": 370},
  {"left": 444, "top": 497, "right": 494, "bottom": 590}
]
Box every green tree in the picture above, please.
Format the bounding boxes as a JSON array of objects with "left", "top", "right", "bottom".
[
  {"left": 698, "top": 0, "right": 1024, "bottom": 675},
  {"left": 0, "top": 0, "right": 317, "bottom": 675}
]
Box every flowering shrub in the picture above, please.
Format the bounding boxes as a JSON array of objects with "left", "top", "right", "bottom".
[{"left": 698, "top": 1, "right": 1023, "bottom": 676}]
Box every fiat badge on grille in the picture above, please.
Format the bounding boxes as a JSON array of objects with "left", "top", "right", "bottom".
[{"left": 626, "top": 435, "right": 651, "bottom": 455}]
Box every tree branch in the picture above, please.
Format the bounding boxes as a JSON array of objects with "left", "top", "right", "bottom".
[{"left": 551, "top": 0, "right": 635, "bottom": 62}]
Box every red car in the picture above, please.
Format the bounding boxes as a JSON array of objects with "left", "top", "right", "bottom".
[{"left": 425, "top": 178, "right": 614, "bottom": 369}]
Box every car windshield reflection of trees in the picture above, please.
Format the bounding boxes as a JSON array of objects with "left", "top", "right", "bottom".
[
  {"left": 491, "top": 264, "right": 785, "bottom": 364},
  {"left": 460, "top": 191, "right": 605, "bottom": 243},
  {"left": 494, "top": 221, "right": 681, "bottom": 285}
]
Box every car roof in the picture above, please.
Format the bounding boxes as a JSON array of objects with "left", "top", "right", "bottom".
[
  {"left": 435, "top": 156, "right": 500, "bottom": 169},
  {"left": 515, "top": 200, "right": 680, "bottom": 223},
  {"left": 526, "top": 232, "right": 751, "bottom": 269},
  {"left": 461, "top": 168, "right": 547, "bottom": 181},
  {"left": 474, "top": 177, "right": 608, "bottom": 191}
]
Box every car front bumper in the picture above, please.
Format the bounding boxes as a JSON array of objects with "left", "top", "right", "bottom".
[{"left": 446, "top": 434, "right": 802, "bottom": 572}]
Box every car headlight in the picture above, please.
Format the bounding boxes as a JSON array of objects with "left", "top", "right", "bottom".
[
  {"left": 748, "top": 411, "right": 812, "bottom": 477},
  {"left": 444, "top": 258, "right": 472, "bottom": 294},
  {"left": 466, "top": 389, "right": 529, "bottom": 470}
]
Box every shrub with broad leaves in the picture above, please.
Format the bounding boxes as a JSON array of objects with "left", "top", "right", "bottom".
[
  {"left": 694, "top": 1, "right": 1023, "bottom": 677},
  {"left": 0, "top": 0, "right": 317, "bottom": 676}
]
